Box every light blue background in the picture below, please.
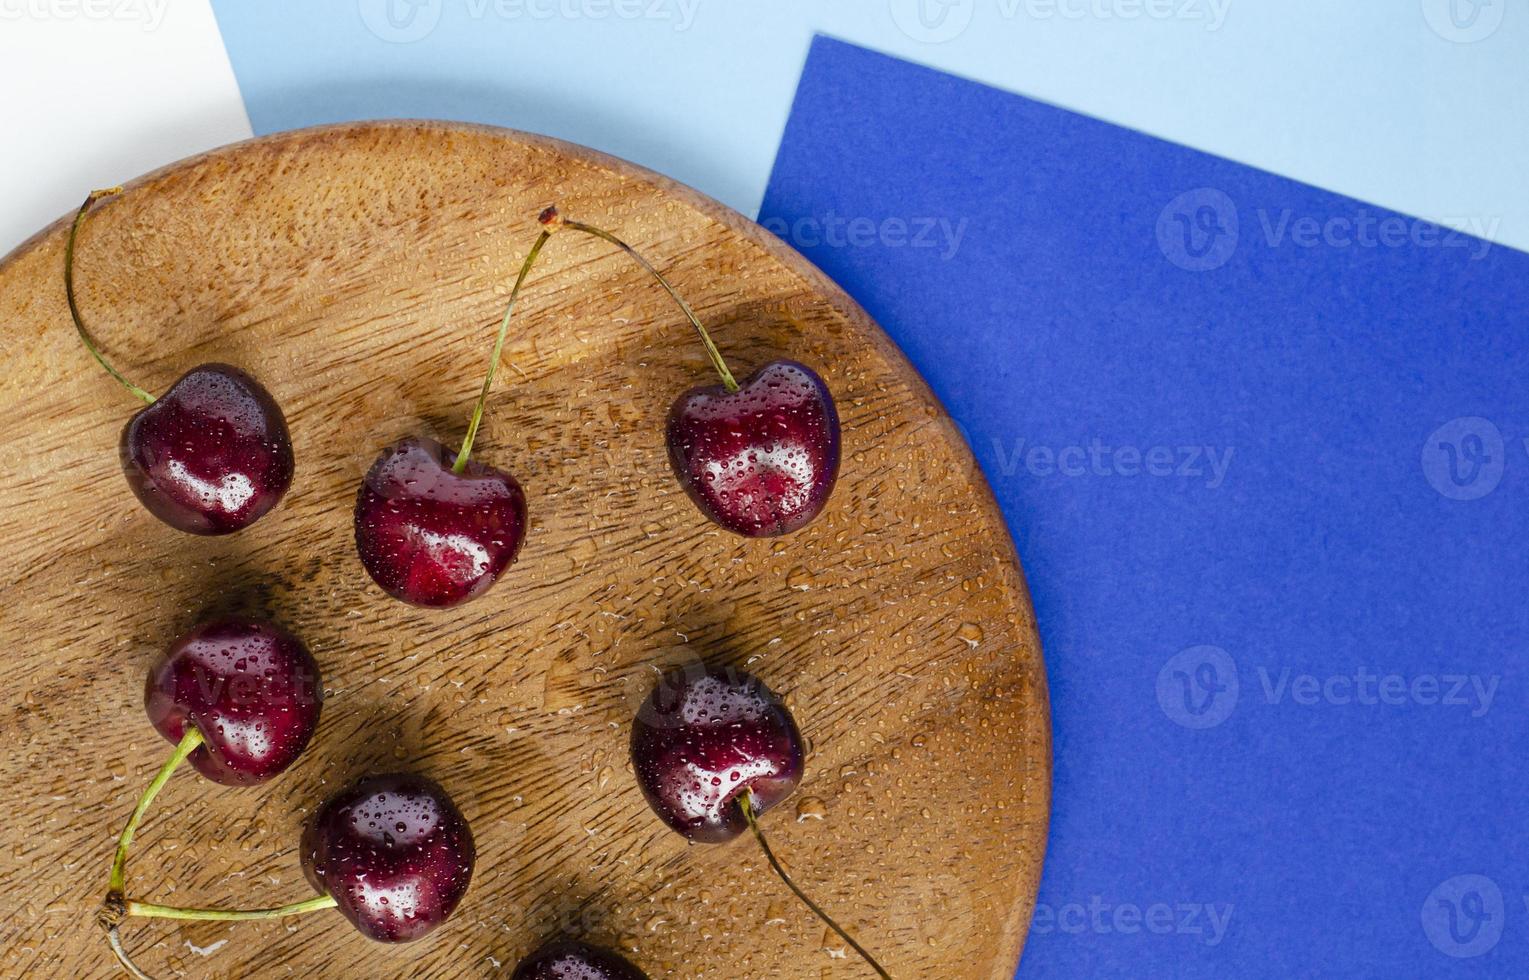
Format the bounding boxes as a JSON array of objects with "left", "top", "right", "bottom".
[{"left": 208, "top": 0, "right": 1529, "bottom": 249}]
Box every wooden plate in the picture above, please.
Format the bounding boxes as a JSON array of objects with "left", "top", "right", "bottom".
[{"left": 0, "top": 122, "right": 1049, "bottom": 979}]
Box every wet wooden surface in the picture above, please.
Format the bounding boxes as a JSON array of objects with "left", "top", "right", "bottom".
[{"left": 0, "top": 121, "right": 1049, "bottom": 979}]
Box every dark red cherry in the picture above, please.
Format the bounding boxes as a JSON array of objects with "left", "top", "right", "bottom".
[
  {"left": 301, "top": 773, "right": 475, "bottom": 943},
  {"left": 353, "top": 437, "right": 527, "bottom": 608},
  {"left": 630, "top": 664, "right": 804, "bottom": 844},
  {"left": 120, "top": 364, "right": 294, "bottom": 534},
  {"left": 511, "top": 940, "right": 649, "bottom": 980},
  {"left": 666, "top": 359, "right": 840, "bottom": 537},
  {"left": 533, "top": 210, "right": 840, "bottom": 538},
  {"left": 144, "top": 618, "right": 321, "bottom": 786},
  {"left": 64, "top": 193, "right": 292, "bottom": 535}
]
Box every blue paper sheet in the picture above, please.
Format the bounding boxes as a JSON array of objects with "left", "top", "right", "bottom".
[{"left": 761, "top": 36, "right": 1527, "bottom": 979}]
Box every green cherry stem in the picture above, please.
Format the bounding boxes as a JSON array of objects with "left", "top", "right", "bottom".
[
  {"left": 108, "top": 727, "right": 203, "bottom": 896},
  {"left": 539, "top": 206, "right": 739, "bottom": 393},
  {"left": 453, "top": 228, "right": 553, "bottom": 474},
  {"left": 100, "top": 727, "right": 205, "bottom": 980},
  {"left": 124, "top": 893, "right": 339, "bottom": 922},
  {"left": 65, "top": 187, "right": 155, "bottom": 405},
  {"left": 739, "top": 790, "right": 892, "bottom": 980},
  {"left": 100, "top": 893, "right": 338, "bottom": 980}
]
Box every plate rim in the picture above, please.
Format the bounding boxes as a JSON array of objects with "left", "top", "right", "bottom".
[{"left": 2, "top": 118, "right": 1051, "bottom": 976}]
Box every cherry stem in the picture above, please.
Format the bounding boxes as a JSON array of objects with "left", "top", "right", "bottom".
[
  {"left": 105, "top": 923, "right": 153, "bottom": 980},
  {"left": 108, "top": 727, "right": 203, "bottom": 896},
  {"left": 98, "top": 893, "right": 337, "bottom": 980},
  {"left": 453, "top": 228, "right": 553, "bottom": 473},
  {"left": 738, "top": 791, "right": 892, "bottom": 979},
  {"left": 124, "top": 893, "right": 338, "bottom": 922},
  {"left": 540, "top": 207, "right": 739, "bottom": 393},
  {"left": 65, "top": 187, "right": 155, "bottom": 405}
]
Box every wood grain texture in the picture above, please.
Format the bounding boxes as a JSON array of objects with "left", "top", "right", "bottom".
[{"left": 0, "top": 121, "right": 1049, "bottom": 979}]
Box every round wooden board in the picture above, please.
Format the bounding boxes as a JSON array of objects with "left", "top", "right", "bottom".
[{"left": 0, "top": 122, "right": 1049, "bottom": 979}]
